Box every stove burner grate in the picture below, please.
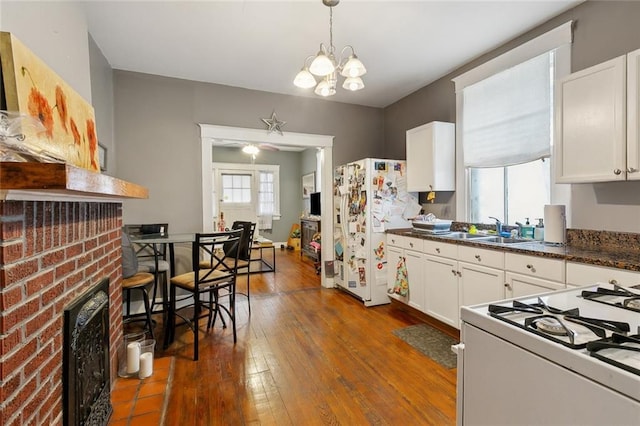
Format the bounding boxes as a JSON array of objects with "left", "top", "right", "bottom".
[
  {"left": 582, "top": 284, "right": 640, "bottom": 313},
  {"left": 587, "top": 334, "right": 640, "bottom": 376},
  {"left": 488, "top": 297, "right": 630, "bottom": 349}
]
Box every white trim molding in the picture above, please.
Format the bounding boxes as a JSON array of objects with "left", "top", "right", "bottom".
[
  {"left": 452, "top": 21, "right": 573, "bottom": 93},
  {"left": 198, "top": 123, "right": 335, "bottom": 288}
]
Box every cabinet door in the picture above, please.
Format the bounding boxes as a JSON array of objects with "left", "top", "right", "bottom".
[
  {"left": 628, "top": 48, "right": 640, "bottom": 180},
  {"left": 424, "top": 255, "right": 459, "bottom": 327},
  {"left": 459, "top": 262, "right": 505, "bottom": 309},
  {"left": 406, "top": 121, "right": 455, "bottom": 192},
  {"left": 387, "top": 245, "right": 405, "bottom": 301},
  {"left": 556, "top": 55, "right": 626, "bottom": 183},
  {"left": 404, "top": 249, "right": 426, "bottom": 312},
  {"left": 505, "top": 272, "right": 565, "bottom": 299}
]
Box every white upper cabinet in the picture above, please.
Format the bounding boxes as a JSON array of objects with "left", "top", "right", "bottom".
[
  {"left": 555, "top": 50, "right": 640, "bottom": 183},
  {"left": 406, "top": 121, "right": 455, "bottom": 192},
  {"left": 627, "top": 49, "right": 640, "bottom": 179}
]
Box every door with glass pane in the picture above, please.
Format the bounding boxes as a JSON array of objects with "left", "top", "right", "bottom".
[{"left": 217, "top": 170, "right": 258, "bottom": 227}]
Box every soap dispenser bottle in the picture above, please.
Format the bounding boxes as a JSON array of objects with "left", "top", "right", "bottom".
[
  {"left": 534, "top": 218, "right": 545, "bottom": 241},
  {"left": 522, "top": 218, "right": 535, "bottom": 239}
]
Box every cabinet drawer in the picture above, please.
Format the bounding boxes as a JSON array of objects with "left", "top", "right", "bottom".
[
  {"left": 386, "top": 234, "right": 424, "bottom": 251},
  {"left": 403, "top": 236, "right": 424, "bottom": 251},
  {"left": 423, "top": 240, "right": 457, "bottom": 259},
  {"left": 566, "top": 262, "right": 640, "bottom": 287},
  {"left": 505, "top": 253, "right": 565, "bottom": 282},
  {"left": 458, "top": 245, "right": 504, "bottom": 269},
  {"left": 387, "top": 234, "right": 405, "bottom": 247}
]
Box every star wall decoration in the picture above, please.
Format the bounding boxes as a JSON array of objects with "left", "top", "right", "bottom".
[{"left": 261, "top": 111, "right": 286, "bottom": 135}]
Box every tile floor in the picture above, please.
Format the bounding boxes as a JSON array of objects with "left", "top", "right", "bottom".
[{"left": 108, "top": 356, "right": 174, "bottom": 426}]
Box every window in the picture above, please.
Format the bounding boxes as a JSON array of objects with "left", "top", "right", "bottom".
[
  {"left": 465, "top": 51, "right": 554, "bottom": 224},
  {"left": 258, "top": 171, "right": 275, "bottom": 216},
  {"left": 453, "top": 21, "right": 572, "bottom": 224},
  {"left": 221, "top": 173, "right": 251, "bottom": 203}
]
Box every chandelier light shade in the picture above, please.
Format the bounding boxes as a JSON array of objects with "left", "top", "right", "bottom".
[{"left": 293, "top": 0, "right": 366, "bottom": 97}]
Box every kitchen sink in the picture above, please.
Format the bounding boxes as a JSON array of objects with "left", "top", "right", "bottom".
[
  {"left": 438, "top": 232, "right": 495, "bottom": 240},
  {"left": 481, "top": 236, "right": 532, "bottom": 244}
]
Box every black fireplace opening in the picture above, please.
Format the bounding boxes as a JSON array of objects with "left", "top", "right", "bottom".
[{"left": 63, "top": 278, "right": 112, "bottom": 425}]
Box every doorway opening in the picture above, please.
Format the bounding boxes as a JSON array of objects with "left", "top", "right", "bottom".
[{"left": 199, "top": 124, "right": 334, "bottom": 288}]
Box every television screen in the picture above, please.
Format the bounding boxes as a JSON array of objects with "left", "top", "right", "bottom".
[{"left": 310, "top": 192, "right": 321, "bottom": 216}]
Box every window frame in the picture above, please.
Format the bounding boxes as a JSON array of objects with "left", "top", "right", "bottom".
[{"left": 212, "top": 162, "right": 281, "bottom": 220}]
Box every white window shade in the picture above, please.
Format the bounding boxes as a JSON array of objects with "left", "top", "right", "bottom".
[{"left": 463, "top": 52, "right": 552, "bottom": 168}]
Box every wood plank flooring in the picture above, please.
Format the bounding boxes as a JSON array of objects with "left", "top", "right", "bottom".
[{"left": 156, "top": 249, "right": 457, "bottom": 425}]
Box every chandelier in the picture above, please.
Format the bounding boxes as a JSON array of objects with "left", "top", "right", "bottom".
[{"left": 293, "top": 0, "right": 366, "bottom": 97}]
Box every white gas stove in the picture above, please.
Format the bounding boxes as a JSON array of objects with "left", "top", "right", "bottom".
[{"left": 457, "top": 283, "right": 640, "bottom": 426}]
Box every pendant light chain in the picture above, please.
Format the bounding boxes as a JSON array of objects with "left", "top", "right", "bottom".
[{"left": 329, "top": 6, "right": 334, "bottom": 54}]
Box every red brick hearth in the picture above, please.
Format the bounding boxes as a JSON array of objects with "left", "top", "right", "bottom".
[{"left": 0, "top": 201, "right": 124, "bottom": 425}]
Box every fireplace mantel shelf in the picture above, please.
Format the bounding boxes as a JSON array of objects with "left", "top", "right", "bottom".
[{"left": 0, "top": 162, "right": 148, "bottom": 202}]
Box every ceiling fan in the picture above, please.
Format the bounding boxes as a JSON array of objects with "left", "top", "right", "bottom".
[{"left": 213, "top": 139, "right": 280, "bottom": 153}]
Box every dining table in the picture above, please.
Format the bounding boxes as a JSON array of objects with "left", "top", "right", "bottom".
[{"left": 129, "top": 232, "right": 195, "bottom": 348}]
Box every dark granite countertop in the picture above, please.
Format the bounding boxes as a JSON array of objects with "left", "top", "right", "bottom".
[{"left": 387, "top": 228, "right": 640, "bottom": 272}]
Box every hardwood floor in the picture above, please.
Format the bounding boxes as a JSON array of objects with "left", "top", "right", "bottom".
[{"left": 156, "top": 249, "right": 457, "bottom": 425}]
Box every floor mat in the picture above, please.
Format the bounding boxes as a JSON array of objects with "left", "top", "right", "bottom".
[{"left": 392, "top": 324, "right": 458, "bottom": 369}]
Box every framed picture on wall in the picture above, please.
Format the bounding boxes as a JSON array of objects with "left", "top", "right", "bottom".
[
  {"left": 302, "top": 172, "right": 315, "bottom": 198},
  {"left": 98, "top": 143, "right": 107, "bottom": 172}
]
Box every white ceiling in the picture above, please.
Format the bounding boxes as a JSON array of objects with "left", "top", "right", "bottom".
[{"left": 83, "top": 0, "right": 582, "bottom": 108}]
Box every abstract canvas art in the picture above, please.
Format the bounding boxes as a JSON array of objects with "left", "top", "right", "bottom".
[{"left": 0, "top": 32, "right": 99, "bottom": 171}]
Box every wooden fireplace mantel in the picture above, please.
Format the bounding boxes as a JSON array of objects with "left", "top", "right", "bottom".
[{"left": 0, "top": 162, "right": 148, "bottom": 202}]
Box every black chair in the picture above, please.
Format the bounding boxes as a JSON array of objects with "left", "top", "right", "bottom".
[
  {"left": 200, "top": 221, "right": 255, "bottom": 312},
  {"left": 121, "top": 231, "right": 155, "bottom": 340},
  {"left": 123, "top": 223, "right": 170, "bottom": 315},
  {"left": 169, "top": 229, "right": 243, "bottom": 361}
]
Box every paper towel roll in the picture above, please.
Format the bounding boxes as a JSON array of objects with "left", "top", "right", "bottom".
[{"left": 544, "top": 204, "right": 566, "bottom": 245}]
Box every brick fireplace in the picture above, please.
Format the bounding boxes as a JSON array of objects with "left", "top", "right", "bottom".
[{"left": 0, "top": 200, "right": 124, "bottom": 425}]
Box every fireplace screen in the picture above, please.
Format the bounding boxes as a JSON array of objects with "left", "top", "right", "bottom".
[{"left": 63, "top": 278, "right": 112, "bottom": 425}]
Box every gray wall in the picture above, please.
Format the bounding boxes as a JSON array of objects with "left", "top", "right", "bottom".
[
  {"left": 88, "top": 35, "right": 115, "bottom": 176},
  {"left": 383, "top": 1, "right": 640, "bottom": 232},
  {"left": 114, "top": 71, "right": 383, "bottom": 233},
  {"left": 211, "top": 147, "right": 302, "bottom": 242}
]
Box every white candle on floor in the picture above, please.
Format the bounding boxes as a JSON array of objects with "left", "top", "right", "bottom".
[
  {"left": 139, "top": 352, "right": 154, "bottom": 378},
  {"left": 126, "top": 342, "right": 140, "bottom": 374}
]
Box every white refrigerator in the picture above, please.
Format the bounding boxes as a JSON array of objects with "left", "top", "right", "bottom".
[{"left": 333, "top": 158, "right": 417, "bottom": 306}]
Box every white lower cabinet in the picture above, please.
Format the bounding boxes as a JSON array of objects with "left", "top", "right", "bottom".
[
  {"left": 505, "top": 272, "right": 566, "bottom": 298},
  {"left": 383, "top": 235, "right": 635, "bottom": 329},
  {"left": 386, "top": 239, "right": 426, "bottom": 311},
  {"left": 425, "top": 254, "right": 459, "bottom": 327},
  {"left": 504, "top": 253, "right": 566, "bottom": 297},
  {"left": 459, "top": 262, "right": 506, "bottom": 308},
  {"left": 566, "top": 262, "right": 640, "bottom": 287},
  {"left": 405, "top": 249, "right": 426, "bottom": 312}
]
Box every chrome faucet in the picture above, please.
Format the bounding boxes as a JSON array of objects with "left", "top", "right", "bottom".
[
  {"left": 488, "top": 216, "right": 502, "bottom": 234},
  {"left": 514, "top": 222, "right": 524, "bottom": 238}
]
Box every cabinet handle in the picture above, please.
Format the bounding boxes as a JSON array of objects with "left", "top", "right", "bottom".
[
  {"left": 504, "top": 283, "right": 511, "bottom": 289},
  {"left": 391, "top": 239, "right": 396, "bottom": 244},
  {"left": 628, "top": 167, "right": 638, "bottom": 173},
  {"left": 614, "top": 169, "right": 622, "bottom": 175},
  {"left": 609, "top": 279, "right": 618, "bottom": 285},
  {"left": 526, "top": 264, "right": 533, "bottom": 269},
  {"left": 436, "top": 248, "right": 441, "bottom": 253},
  {"left": 457, "top": 271, "right": 462, "bottom": 277},
  {"left": 475, "top": 254, "right": 481, "bottom": 261},
  {"left": 451, "top": 270, "right": 457, "bottom": 276},
  {"left": 409, "top": 242, "right": 414, "bottom": 248}
]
